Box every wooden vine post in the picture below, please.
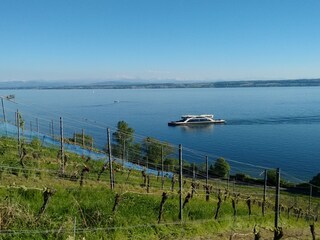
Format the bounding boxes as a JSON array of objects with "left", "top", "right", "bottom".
[
  {"left": 122, "top": 140, "right": 126, "bottom": 166},
  {"left": 16, "top": 110, "right": 21, "bottom": 156},
  {"left": 205, "top": 156, "right": 210, "bottom": 201},
  {"left": 107, "top": 128, "right": 114, "bottom": 190},
  {"left": 161, "top": 145, "right": 164, "bottom": 190},
  {"left": 309, "top": 184, "right": 313, "bottom": 217},
  {"left": 263, "top": 169, "right": 267, "bottom": 216},
  {"left": 192, "top": 162, "right": 196, "bottom": 182},
  {"left": 1, "top": 97, "right": 6, "bottom": 122},
  {"left": 36, "top": 118, "right": 39, "bottom": 136},
  {"left": 97, "top": 129, "right": 114, "bottom": 182},
  {"left": 51, "top": 119, "right": 54, "bottom": 138},
  {"left": 60, "top": 117, "right": 65, "bottom": 175},
  {"left": 179, "top": 144, "right": 183, "bottom": 221},
  {"left": 206, "top": 156, "right": 208, "bottom": 188},
  {"left": 274, "top": 168, "right": 282, "bottom": 240},
  {"left": 82, "top": 129, "right": 85, "bottom": 147},
  {"left": 227, "top": 171, "right": 230, "bottom": 190}
]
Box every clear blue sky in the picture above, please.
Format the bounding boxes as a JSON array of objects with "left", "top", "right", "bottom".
[{"left": 1, "top": 0, "right": 320, "bottom": 82}]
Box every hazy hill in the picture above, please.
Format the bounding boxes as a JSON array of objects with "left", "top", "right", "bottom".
[{"left": 1, "top": 78, "right": 320, "bottom": 89}]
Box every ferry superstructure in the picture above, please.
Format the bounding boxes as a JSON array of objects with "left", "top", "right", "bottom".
[{"left": 168, "top": 114, "right": 225, "bottom": 126}]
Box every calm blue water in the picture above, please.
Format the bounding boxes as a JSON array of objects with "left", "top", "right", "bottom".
[{"left": 1, "top": 87, "right": 320, "bottom": 181}]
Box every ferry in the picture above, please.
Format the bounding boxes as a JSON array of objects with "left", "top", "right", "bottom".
[{"left": 168, "top": 114, "right": 225, "bottom": 126}]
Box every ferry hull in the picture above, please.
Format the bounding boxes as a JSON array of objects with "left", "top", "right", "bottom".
[{"left": 168, "top": 120, "right": 225, "bottom": 126}]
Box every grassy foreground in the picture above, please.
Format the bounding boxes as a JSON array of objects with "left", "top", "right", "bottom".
[{"left": 0, "top": 136, "right": 318, "bottom": 239}]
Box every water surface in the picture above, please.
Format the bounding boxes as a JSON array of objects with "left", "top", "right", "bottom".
[{"left": 1, "top": 87, "right": 319, "bottom": 181}]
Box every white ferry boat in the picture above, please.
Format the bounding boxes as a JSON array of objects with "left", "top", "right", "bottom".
[{"left": 168, "top": 114, "right": 225, "bottom": 126}]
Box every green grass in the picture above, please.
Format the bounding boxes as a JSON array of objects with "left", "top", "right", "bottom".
[{"left": 0, "top": 136, "right": 318, "bottom": 239}]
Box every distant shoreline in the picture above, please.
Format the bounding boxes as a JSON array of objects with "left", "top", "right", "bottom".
[{"left": 1, "top": 79, "right": 320, "bottom": 90}]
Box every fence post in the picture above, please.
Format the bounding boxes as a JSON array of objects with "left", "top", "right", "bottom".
[
  {"left": 146, "top": 156, "right": 149, "bottom": 169},
  {"left": 107, "top": 128, "right": 114, "bottom": 190},
  {"left": 60, "top": 117, "right": 65, "bottom": 174},
  {"left": 227, "top": 171, "right": 230, "bottom": 190},
  {"left": 82, "top": 129, "right": 85, "bottom": 147},
  {"left": 51, "top": 120, "right": 54, "bottom": 139},
  {"left": 91, "top": 138, "right": 94, "bottom": 150},
  {"left": 29, "top": 121, "right": 32, "bottom": 139},
  {"left": 309, "top": 184, "right": 312, "bottom": 215},
  {"left": 263, "top": 169, "right": 267, "bottom": 216},
  {"left": 16, "top": 110, "right": 20, "bottom": 156},
  {"left": 122, "top": 140, "right": 126, "bottom": 166},
  {"left": 36, "top": 118, "right": 39, "bottom": 135},
  {"left": 274, "top": 168, "right": 280, "bottom": 236},
  {"left": 161, "top": 145, "right": 164, "bottom": 190},
  {"left": 49, "top": 122, "right": 51, "bottom": 138},
  {"left": 126, "top": 149, "right": 128, "bottom": 163},
  {"left": 262, "top": 169, "right": 268, "bottom": 216},
  {"left": 206, "top": 156, "right": 208, "bottom": 187},
  {"left": 233, "top": 178, "right": 235, "bottom": 194},
  {"left": 179, "top": 144, "right": 183, "bottom": 221},
  {"left": 192, "top": 162, "right": 196, "bottom": 182},
  {"left": 1, "top": 98, "right": 6, "bottom": 122},
  {"left": 73, "top": 217, "right": 76, "bottom": 240}
]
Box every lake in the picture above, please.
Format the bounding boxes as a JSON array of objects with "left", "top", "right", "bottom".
[{"left": 1, "top": 87, "right": 320, "bottom": 181}]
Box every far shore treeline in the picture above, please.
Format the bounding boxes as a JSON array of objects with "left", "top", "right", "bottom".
[{"left": 1, "top": 79, "right": 320, "bottom": 90}]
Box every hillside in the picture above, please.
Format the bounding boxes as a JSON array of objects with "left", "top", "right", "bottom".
[
  {"left": 1, "top": 79, "right": 320, "bottom": 90},
  {"left": 0, "top": 136, "right": 318, "bottom": 239}
]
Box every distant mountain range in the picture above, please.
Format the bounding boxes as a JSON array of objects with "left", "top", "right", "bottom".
[{"left": 1, "top": 79, "right": 320, "bottom": 89}]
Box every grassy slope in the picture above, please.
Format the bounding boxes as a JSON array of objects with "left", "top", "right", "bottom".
[{"left": 0, "top": 137, "right": 317, "bottom": 239}]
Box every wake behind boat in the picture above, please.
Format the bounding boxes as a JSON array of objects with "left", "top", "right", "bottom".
[{"left": 168, "top": 114, "right": 226, "bottom": 126}]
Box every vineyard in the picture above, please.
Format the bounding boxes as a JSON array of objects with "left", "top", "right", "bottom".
[
  {"left": 0, "top": 97, "right": 319, "bottom": 239},
  {"left": 0, "top": 134, "right": 319, "bottom": 239}
]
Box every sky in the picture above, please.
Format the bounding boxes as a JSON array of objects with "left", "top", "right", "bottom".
[{"left": 1, "top": 0, "right": 320, "bottom": 82}]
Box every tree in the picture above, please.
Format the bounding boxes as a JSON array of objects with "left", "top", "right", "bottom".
[
  {"left": 112, "top": 121, "right": 134, "bottom": 159},
  {"left": 128, "top": 143, "right": 142, "bottom": 164},
  {"left": 209, "top": 157, "right": 230, "bottom": 178},
  {"left": 267, "top": 169, "right": 288, "bottom": 186},
  {"left": 143, "top": 137, "right": 173, "bottom": 167},
  {"left": 310, "top": 173, "right": 320, "bottom": 186},
  {"left": 267, "top": 169, "right": 277, "bottom": 186}
]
